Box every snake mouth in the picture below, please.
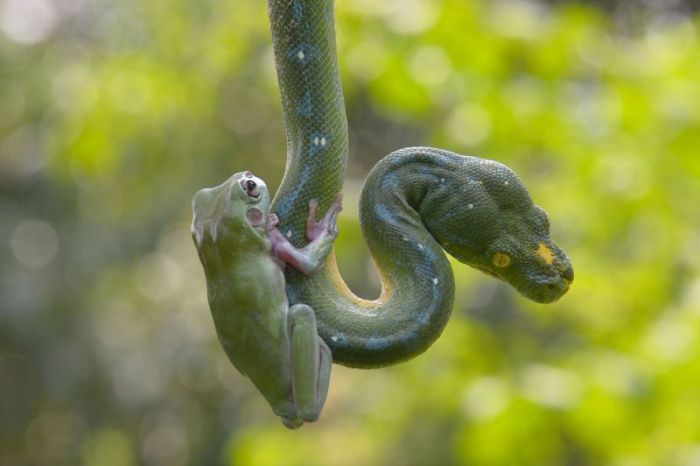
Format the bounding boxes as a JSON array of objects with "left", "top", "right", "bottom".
[
  {"left": 533, "top": 272, "right": 572, "bottom": 303},
  {"left": 562, "top": 277, "right": 571, "bottom": 292},
  {"left": 471, "top": 259, "right": 573, "bottom": 303},
  {"left": 529, "top": 256, "right": 573, "bottom": 303},
  {"left": 472, "top": 264, "right": 503, "bottom": 281}
]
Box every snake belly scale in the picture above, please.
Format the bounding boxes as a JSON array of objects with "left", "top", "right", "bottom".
[{"left": 268, "top": 0, "right": 573, "bottom": 368}]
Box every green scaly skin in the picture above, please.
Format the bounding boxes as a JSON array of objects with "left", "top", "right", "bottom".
[{"left": 269, "top": 0, "right": 573, "bottom": 369}]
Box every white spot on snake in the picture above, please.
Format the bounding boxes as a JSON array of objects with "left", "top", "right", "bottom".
[
  {"left": 309, "top": 133, "right": 328, "bottom": 155},
  {"left": 402, "top": 236, "right": 410, "bottom": 241},
  {"left": 330, "top": 333, "right": 347, "bottom": 345},
  {"left": 287, "top": 44, "right": 318, "bottom": 64},
  {"left": 504, "top": 180, "right": 509, "bottom": 186},
  {"left": 440, "top": 178, "right": 445, "bottom": 183},
  {"left": 468, "top": 203, "right": 474, "bottom": 209},
  {"left": 286, "top": 230, "right": 292, "bottom": 238},
  {"left": 433, "top": 277, "right": 439, "bottom": 285},
  {"left": 418, "top": 243, "right": 424, "bottom": 250}
]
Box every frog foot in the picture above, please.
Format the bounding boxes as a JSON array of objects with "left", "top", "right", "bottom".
[{"left": 306, "top": 194, "right": 342, "bottom": 242}]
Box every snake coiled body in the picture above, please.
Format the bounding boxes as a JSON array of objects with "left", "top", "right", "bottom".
[{"left": 268, "top": 0, "right": 573, "bottom": 368}]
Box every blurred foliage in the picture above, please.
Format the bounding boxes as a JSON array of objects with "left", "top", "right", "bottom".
[{"left": 1, "top": 0, "right": 700, "bottom": 465}]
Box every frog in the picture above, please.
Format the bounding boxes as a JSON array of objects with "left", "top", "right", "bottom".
[{"left": 191, "top": 170, "right": 342, "bottom": 429}]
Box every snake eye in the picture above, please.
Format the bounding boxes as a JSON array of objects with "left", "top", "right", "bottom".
[{"left": 492, "top": 252, "right": 511, "bottom": 268}]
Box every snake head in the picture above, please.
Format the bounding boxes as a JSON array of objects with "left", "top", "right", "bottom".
[
  {"left": 472, "top": 205, "right": 574, "bottom": 303},
  {"left": 424, "top": 157, "right": 573, "bottom": 303},
  {"left": 191, "top": 171, "right": 271, "bottom": 256}
]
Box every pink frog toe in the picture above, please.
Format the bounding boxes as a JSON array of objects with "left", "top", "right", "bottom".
[{"left": 306, "top": 194, "right": 342, "bottom": 241}]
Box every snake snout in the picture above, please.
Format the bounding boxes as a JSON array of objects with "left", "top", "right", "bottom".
[
  {"left": 559, "top": 263, "right": 574, "bottom": 283},
  {"left": 536, "top": 246, "right": 573, "bottom": 302},
  {"left": 534, "top": 274, "right": 571, "bottom": 303},
  {"left": 552, "top": 247, "right": 574, "bottom": 286},
  {"left": 519, "top": 248, "right": 573, "bottom": 303}
]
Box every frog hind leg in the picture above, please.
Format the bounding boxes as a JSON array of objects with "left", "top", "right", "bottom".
[
  {"left": 287, "top": 303, "right": 331, "bottom": 424},
  {"left": 281, "top": 416, "right": 303, "bottom": 429},
  {"left": 316, "top": 337, "right": 331, "bottom": 414}
]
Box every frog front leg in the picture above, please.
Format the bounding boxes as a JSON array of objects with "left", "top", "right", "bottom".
[{"left": 267, "top": 195, "right": 342, "bottom": 274}]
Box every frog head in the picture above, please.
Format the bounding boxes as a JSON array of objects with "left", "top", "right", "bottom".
[{"left": 191, "top": 171, "right": 271, "bottom": 250}]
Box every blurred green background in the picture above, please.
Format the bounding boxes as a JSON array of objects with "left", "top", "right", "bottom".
[{"left": 2, "top": 0, "right": 700, "bottom": 464}]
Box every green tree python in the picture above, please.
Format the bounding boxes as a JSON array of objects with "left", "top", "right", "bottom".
[
  {"left": 192, "top": 0, "right": 574, "bottom": 427},
  {"left": 267, "top": 0, "right": 573, "bottom": 369}
]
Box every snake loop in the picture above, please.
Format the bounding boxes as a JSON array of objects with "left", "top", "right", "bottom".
[{"left": 268, "top": 0, "right": 573, "bottom": 368}]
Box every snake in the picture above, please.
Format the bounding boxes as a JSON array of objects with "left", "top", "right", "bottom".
[{"left": 267, "top": 0, "right": 574, "bottom": 369}]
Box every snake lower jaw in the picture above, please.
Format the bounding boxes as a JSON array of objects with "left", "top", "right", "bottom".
[
  {"left": 526, "top": 274, "right": 572, "bottom": 304},
  {"left": 472, "top": 264, "right": 502, "bottom": 280},
  {"left": 471, "top": 263, "right": 573, "bottom": 303},
  {"left": 536, "top": 262, "right": 574, "bottom": 303}
]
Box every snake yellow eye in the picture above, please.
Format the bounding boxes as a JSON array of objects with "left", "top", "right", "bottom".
[{"left": 492, "top": 252, "right": 511, "bottom": 268}]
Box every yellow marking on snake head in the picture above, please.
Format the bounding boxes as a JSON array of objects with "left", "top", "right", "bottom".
[
  {"left": 536, "top": 243, "right": 554, "bottom": 265},
  {"left": 492, "top": 252, "right": 511, "bottom": 268}
]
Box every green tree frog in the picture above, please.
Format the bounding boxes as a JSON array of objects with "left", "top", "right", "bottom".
[{"left": 192, "top": 171, "right": 342, "bottom": 429}]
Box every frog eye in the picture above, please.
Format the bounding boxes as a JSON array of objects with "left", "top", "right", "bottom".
[{"left": 240, "top": 179, "right": 260, "bottom": 198}]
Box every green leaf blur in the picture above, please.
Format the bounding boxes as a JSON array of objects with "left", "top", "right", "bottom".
[{"left": 1, "top": 0, "right": 699, "bottom": 465}]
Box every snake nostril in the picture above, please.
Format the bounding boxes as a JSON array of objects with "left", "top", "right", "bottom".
[
  {"left": 562, "top": 266, "right": 574, "bottom": 282},
  {"left": 246, "top": 180, "right": 257, "bottom": 191}
]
